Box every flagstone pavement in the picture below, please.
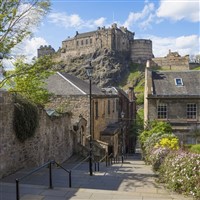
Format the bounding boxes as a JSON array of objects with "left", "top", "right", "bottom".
[{"left": 0, "top": 153, "right": 194, "bottom": 200}]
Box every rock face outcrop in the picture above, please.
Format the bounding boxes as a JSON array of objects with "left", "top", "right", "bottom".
[{"left": 56, "top": 48, "right": 131, "bottom": 87}]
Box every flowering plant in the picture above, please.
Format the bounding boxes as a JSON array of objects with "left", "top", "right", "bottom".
[
  {"left": 155, "top": 137, "right": 179, "bottom": 150},
  {"left": 159, "top": 151, "right": 200, "bottom": 199}
]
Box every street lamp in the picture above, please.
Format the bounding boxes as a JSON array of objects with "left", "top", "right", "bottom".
[
  {"left": 121, "top": 111, "right": 125, "bottom": 163},
  {"left": 0, "top": 53, "right": 3, "bottom": 60},
  {"left": 86, "top": 61, "right": 93, "bottom": 176},
  {"left": 0, "top": 53, "right": 3, "bottom": 75}
]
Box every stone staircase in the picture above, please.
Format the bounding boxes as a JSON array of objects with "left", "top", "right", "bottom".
[{"left": 0, "top": 154, "right": 194, "bottom": 200}]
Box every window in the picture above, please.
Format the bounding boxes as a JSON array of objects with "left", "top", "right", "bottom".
[
  {"left": 108, "top": 100, "right": 110, "bottom": 115},
  {"left": 187, "top": 103, "right": 197, "bottom": 119},
  {"left": 90, "top": 38, "right": 92, "bottom": 44},
  {"left": 116, "top": 99, "right": 119, "bottom": 111},
  {"left": 81, "top": 40, "right": 83, "bottom": 45},
  {"left": 86, "top": 39, "right": 88, "bottom": 45},
  {"left": 76, "top": 41, "right": 79, "bottom": 46},
  {"left": 103, "top": 101, "right": 106, "bottom": 116},
  {"left": 95, "top": 101, "right": 98, "bottom": 119},
  {"left": 113, "top": 100, "right": 115, "bottom": 112},
  {"left": 175, "top": 78, "right": 183, "bottom": 86},
  {"left": 157, "top": 103, "right": 167, "bottom": 119}
]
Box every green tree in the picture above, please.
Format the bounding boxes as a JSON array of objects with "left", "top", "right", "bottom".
[
  {"left": 4, "top": 55, "right": 55, "bottom": 105},
  {"left": 0, "top": 0, "right": 50, "bottom": 55}
]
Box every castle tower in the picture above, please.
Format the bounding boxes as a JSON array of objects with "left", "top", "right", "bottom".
[
  {"left": 131, "top": 39, "right": 154, "bottom": 64},
  {"left": 37, "top": 45, "right": 55, "bottom": 58}
]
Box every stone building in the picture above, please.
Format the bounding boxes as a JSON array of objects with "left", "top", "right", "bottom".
[
  {"left": 101, "top": 87, "right": 137, "bottom": 153},
  {"left": 144, "top": 61, "right": 200, "bottom": 144},
  {"left": 131, "top": 39, "right": 153, "bottom": 64},
  {"left": 151, "top": 50, "right": 189, "bottom": 70},
  {"left": 46, "top": 72, "right": 136, "bottom": 157},
  {"left": 37, "top": 45, "right": 55, "bottom": 58},
  {"left": 38, "top": 23, "right": 153, "bottom": 64}
]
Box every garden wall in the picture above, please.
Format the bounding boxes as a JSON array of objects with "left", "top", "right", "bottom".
[{"left": 0, "top": 91, "right": 75, "bottom": 178}]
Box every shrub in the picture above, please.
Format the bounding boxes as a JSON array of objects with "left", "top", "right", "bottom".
[
  {"left": 149, "top": 147, "right": 171, "bottom": 172},
  {"left": 13, "top": 96, "right": 38, "bottom": 142},
  {"left": 139, "top": 121, "right": 172, "bottom": 151},
  {"left": 159, "top": 151, "right": 200, "bottom": 199},
  {"left": 143, "top": 133, "right": 177, "bottom": 163},
  {"left": 155, "top": 137, "right": 179, "bottom": 150},
  {"left": 189, "top": 144, "right": 200, "bottom": 154}
]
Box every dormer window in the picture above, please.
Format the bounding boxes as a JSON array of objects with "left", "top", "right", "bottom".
[{"left": 175, "top": 78, "right": 183, "bottom": 86}]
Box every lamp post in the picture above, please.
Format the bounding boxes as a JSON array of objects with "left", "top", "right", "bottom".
[
  {"left": 0, "top": 53, "right": 3, "bottom": 76},
  {"left": 121, "top": 111, "right": 125, "bottom": 163},
  {"left": 86, "top": 62, "right": 93, "bottom": 176},
  {"left": 0, "top": 53, "right": 3, "bottom": 60}
]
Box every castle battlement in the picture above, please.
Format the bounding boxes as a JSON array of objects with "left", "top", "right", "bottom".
[
  {"left": 37, "top": 45, "right": 55, "bottom": 58},
  {"left": 151, "top": 50, "right": 189, "bottom": 70},
  {"left": 37, "top": 24, "right": 154, "bottom": 64},
  {"left": 59, "top": 24, "right": 153, "bottom": 63}
]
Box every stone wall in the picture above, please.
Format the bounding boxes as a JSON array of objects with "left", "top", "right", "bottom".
[
  {"left": 131, "top": 39, "right": 153, "bottom": 63},
  {"left": 147, "top": 98, "right": 200, "bottom": 144},
  {"left": 60, "top": 23, "right": 134, "bottom": 59},
  {"left": 37, "top": 45, "right": 55, "bottom": 58},
  {"left": 151, "top": 51, "right": 189, "bottom": 70},
  {"left": 0, "top": 91, "right": 74, "bottom": 178}
]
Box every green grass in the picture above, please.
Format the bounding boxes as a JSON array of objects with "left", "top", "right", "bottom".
[
  {"left": 191, "top": 66, "right": 200, "bottom": 70},
  {"left": 119, "top": 63, "right": 145, "bottom": 90}
]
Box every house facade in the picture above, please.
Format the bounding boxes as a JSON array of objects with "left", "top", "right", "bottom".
[
  {"left": 144, "top": 62, "right": 200, "bottom": 144},
  {"left": 46, "top": 72, "right": 126, "bottom": 158}
]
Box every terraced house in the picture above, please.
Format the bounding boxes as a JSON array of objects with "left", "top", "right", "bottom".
[
  {"left": 46, "top": 72, "right": 136, "bottom": 159},
  {"left": 144, "top": 62, "right": 200, "bottom": 144}
]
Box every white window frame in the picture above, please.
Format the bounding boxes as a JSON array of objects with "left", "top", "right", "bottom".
[{"left": 174, "top": 78, "right": 183, "bottom": 86}]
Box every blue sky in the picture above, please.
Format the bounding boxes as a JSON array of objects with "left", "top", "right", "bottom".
[{"left": 13, "top": 0, "right": 200, "bottom": 61}]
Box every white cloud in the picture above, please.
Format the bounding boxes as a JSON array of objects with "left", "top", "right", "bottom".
[
  {"left": 48, "top": 12, "right": 106, "bottom": 30},
  {"left": 141, "top": 34, "right": 200, "bottom": 57},
  {"left": 139, "top": 13, "right": 155, "bottom": 30},
  {"left": 123, "top": 3, "right": 155, "bottom": 29},
  {"left": 175, "top": 35, "right": 199, "bottom": 49},
  {"left": 2, "top": 37, "right": 48, "bottom": 70},
  {"left": 12, "top": 37, "right": 48, "bottom": 62},
  {"left": 94, "top": 17, "right": 106, "bottom": 27},
  {"left": 157, "top": 0, "right": 200, "bottom": 22}
]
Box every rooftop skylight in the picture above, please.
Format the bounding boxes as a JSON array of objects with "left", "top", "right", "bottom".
[{"left": 175, "top": 78, "right": 183, "bottom": 86}]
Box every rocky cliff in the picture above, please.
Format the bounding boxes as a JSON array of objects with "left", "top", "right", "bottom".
[{"left": 55, "top": 48, "right": 132, "bottom": 87}]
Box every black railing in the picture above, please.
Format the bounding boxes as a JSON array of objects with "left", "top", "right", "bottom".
[
  {"left": 112, "top": 154, "right": 120, "bottom": 164},
  {"left": 106, "top": 153, "right": 113, "bottom": 166},
  {"left": 92, "top": 157, "right": 99, "bottom": 172},
  {"left": 71, "top": 155, "right": 90, "bottom": 170},
  {"left": 15, "top": 160, "right": 71, "bottom": 200}
]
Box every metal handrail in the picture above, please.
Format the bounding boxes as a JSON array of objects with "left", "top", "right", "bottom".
[
  {"left": 107, "top": 153, "right": 113, "bottom": 166},
  {"left": 99, "top": 154, "right": 107, "bottom": 163},
  {"left": 15, "top": 160, "right": 71, "bottom": 200},
  {"left": 53, "top": 161, "right": 71, "bottom": 187},
  {"left": 71, "top": 155, "right": 90, "bottom": 170}
]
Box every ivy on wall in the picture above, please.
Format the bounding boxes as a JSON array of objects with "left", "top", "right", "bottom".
[{"left": 13, "top": 96, "right": 39, "bottom": 142}]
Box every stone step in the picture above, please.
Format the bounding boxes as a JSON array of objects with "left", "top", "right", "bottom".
[{"left": 0, "top": 182, "right": 193, "bottom": 200}]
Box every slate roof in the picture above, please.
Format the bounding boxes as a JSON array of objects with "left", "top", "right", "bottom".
[
  {"left": 101, "top": 87, "right": 129, "bottom": 99},
  {"left": 63, "top": 31, "right": 97, "bottom": 41},
  {"left": 100, "top": 123, "right": 120, "bottom": 136},
  {"left": 58, "top": 72, "right": 104, "bottom": 95},
  {"left": 151, "top": 70, "right": 200, "bottom": 96}
]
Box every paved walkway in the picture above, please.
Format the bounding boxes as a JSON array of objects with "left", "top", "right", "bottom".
[{"left": 0, "top": 154, "right": 194, "bottom": 200}]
